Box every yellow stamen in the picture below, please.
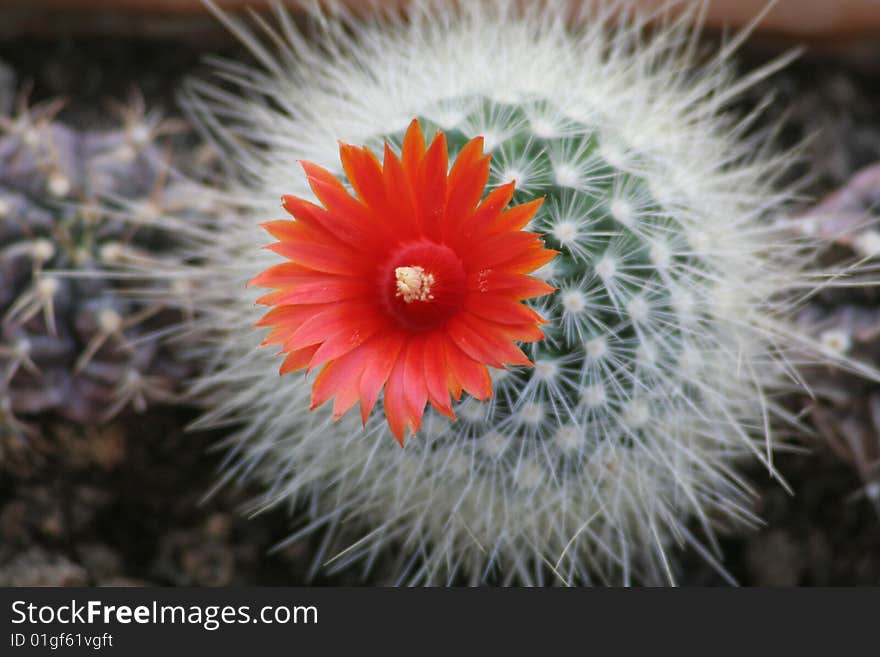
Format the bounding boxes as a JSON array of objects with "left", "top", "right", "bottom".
[{"left": 395, "top": 265, "right": 435, "bottom": 303}]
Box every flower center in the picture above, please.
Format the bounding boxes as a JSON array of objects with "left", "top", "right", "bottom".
[
  {"left": 395, "top": 266, "right": 435, "bottom": 303},
  {"left": 381, "top": 242, "right": 466, "bottom": 332}
]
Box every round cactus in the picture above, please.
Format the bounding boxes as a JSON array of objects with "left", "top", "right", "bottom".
[{"left": 166, "top": 1, "right": 878, "bottom": 584}]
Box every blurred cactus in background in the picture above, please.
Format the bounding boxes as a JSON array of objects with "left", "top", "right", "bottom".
[{"left": 0, "top": 73, "right": 209, "bottom": 460}]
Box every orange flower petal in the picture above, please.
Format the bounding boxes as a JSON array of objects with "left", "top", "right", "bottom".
[
  {"left": 383, "top": 356, "right": 411, "bottom": 445},
  {"left": 414, "top": 131, "right": 448, "bottom": 242},
  {"left": 445, "top": 136, "right": 488, "bottom": 230},
  {"left": 464, "top": 294, "right": 545, "bottom": 326},
  {"left": 401, "top": 119, "right": 427, "bottom": 180},
  {"left": 266, "top": 240, "right": 357, "bottom": 276},
  {"left": 466, "top": 270, "right": 555, "bottom": 300},
  {"left": 443, "top": 338, "right": 492, "bottom": 400},
  {"left": 496, "top": 245, "right": 560, "bottom": 274},
  {"left": 453, "top": 314, "right": 533, "bottom": 368},
  {"left": 307, "top": 316, "right": 385, "bottom": 371},
  {"left": 279, "top": 345, "right": 320, "bottom": 375},
  {"left": 492, "top": 197, "right": 544, "bottom": 234},
  {"left": 340, "top": 143, "right": 387, "bottom": 210},
  {"left": 401, "top": 337, "right": 429, "bottom": 433},
  {"left": 283, "top": 189, "right": 379, "bottom": 250},
  {"left": 358, "top": 333, "right": 405, "bottom": 425},
  {"left": 310, "top": 345, "right": 370, "bottom": 414},
  {"left": 283, "top": 302, "right": 378, "bottom": 352},
  {"left": 424, "top": 333, "right": 455, "bottom": 420}
]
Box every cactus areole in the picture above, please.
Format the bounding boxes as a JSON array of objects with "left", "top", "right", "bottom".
[{"left": 250, "top": 120, "right": 557, "bottom": 444}]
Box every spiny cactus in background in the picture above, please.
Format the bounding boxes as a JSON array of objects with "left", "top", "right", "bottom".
[
  {"left": 0, "top": 79, "right": 206, "bottom": 458},
  {"left": 163, "top": 1, "right": 880, "bottom": 584}
]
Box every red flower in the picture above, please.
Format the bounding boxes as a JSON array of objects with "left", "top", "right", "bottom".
[{"left": 250, "top": 119, "right": 557, "bottom": 445}]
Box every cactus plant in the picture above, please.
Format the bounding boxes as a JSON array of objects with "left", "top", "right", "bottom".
[
  {"left": 0, "top": 82, "right": 207, "bottom": 453},
  {"left": 163, "top": 1, "right": 879, "bottom": 584}
]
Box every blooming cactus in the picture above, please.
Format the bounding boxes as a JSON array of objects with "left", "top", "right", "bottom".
[{"left": 169, "top": 1, "right": 878, "bottom": 584}]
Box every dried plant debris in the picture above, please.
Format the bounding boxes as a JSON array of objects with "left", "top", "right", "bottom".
[
  {"left": 793, "top": 165, "right": 880, "bottom": 512},
  {"left": 796, "top": 162, "right": 880, "bottom": 259},
  {"left": 0, "top": 80, "right": 216, "bottom": 451}
]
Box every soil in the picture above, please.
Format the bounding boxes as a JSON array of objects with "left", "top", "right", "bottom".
[{"left": 1, "top": 31, "right": 878, "bottom": 587}]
